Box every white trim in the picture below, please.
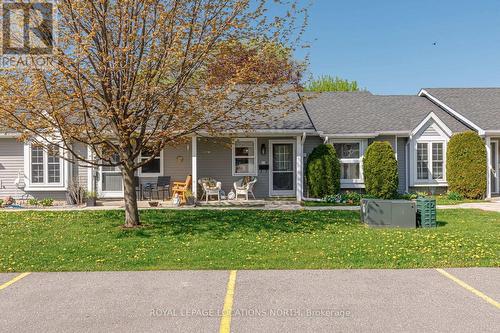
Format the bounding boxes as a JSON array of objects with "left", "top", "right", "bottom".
[
  {"left": 138, "top": 149, "right": 164, "bottom": 177},
  {"left": 486, "top": 137, "right": 492, "bottom": 199},
  {"left": 492, "top": 139, "right": 500, "bottom": 194},
  {"left": 231, "top": 138, "right": 258, "bottom": 177},
  {"left": 192, "top": 136, "right": 198, "bottom": 199},
  {"left": 411, "top": 112, "right": 453, "bottom": 137},
  {"left": 323, "top": 131, "right": 409, "bottom": 139},
  {"left": 23, "top": 142, "right": 68, "bottom": 191},
  {"left": 296, "top": 134, "right": 305, "bottom": 201},
  {"left": 405, "top": 140, "right": 410, "bottom": 193},
  {"left": 98, "top": 166, "right": 124, "bottom": 198},
  {"left": 269, "top": 140, "right": 296, "bottom": 197},
  {"left": 419, "top": 89, "right": 485, "bottom": 136},
  {"left": 329, "top": 139, "right": 366, "bottom": 186},
  {"left": 409, "top": 115, "right": 451, "bottom": 187},
  {"left": 413, "top": 140, "right": 447, "bottom": 186},
  {"left": 197, "top": 129, "right": 317, "bottom": 137}
]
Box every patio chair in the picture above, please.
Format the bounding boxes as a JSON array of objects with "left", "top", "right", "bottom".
[
  {"left": 234, "top": 177, "right": 257, "bottom": 200},
  {"left": 198, "top": 177, "right": 216, "bottom": 201},
  {"left": 200, "top": 179, "right": 222, "bottom": 203},
  {"left": 172, "top": 175, "right": 192, "bottom": 203},
  {"left": 144, "top": 176, "right": 171, "bottom": 201}
]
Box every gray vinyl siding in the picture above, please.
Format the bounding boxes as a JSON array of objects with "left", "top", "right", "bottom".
[
  {"left": 197, "top": 137, "right": 273, "bottom": 198},
  {"left": 397, "top": 137, "right": 408, "bottom": 193},
  {"left": 0, "top": 138, "right": 25, "bottom": 198},
  {"left": 72, "top": 143, "right": 90, "bottom": 190},
  {"left": 164, "top": 144, "right": 192, "bottom": 184}
]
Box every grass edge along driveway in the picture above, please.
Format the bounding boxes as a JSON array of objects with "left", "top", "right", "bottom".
[{"left": 0, "top": 209, "right": 498, "bottom": 272}]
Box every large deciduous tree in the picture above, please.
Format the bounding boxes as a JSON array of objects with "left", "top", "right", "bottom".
[{"left": 0, "top": 0, "right": 307, "bottom": 227}]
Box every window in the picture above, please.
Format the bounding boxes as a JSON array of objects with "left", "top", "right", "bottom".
[
  {"left": 416, "top": 141, "right": 445, "bottom": 182},
  {"left": 417, "top": 143, "right": 429, "bottom": 180},
  {"left": 432, "top": 143, "right": 444, "bottom": 180},
  {"left": 31, "top": 145, "right": 44, "bottom": 183},
  {"left": 28, "top": 144, "right": 63, "bottom": 186},
  {"left": 232, "top": 139, "right": 257, "bottom": 176},
  {"left": 139, "top": 149, "right": 162, "bottom": 176},
  {"left": 333, "top": 142, "right": 362, "bottom": 181},
  {"left": 47, "top": 147, "right": 61, "bottom": 183}
]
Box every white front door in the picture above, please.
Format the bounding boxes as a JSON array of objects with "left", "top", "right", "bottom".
[
  {"left": 269, "top": 141, "right": 296, "bottom": 196},
  {"left": 492, "top": 140, "right": 499, "bottom": 194},
  {"left": 98, "top": 155, "right": 124, "bottom": 198}
]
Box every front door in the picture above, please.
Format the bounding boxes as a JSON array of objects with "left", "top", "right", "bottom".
[
  {"left": 492, "top": 140, "right": 499, "bottom": 194},
  {"left": 98, "top": 155, "right": 124, "bottom": 198},
  {"left": 270, "top": 141, "right": 295, "bottom": 196}
]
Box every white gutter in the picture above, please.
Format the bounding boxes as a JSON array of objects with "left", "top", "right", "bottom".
[
  {"left": 322, "top": 131, "right": 410, "bottom": 139},
  {"left": 418, "top": 89, "right": 486, "bottom": 136}
]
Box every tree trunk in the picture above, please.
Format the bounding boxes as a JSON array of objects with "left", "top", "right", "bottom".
[{"left": 122, "top": 167, "right": 140, "bottom": 228}]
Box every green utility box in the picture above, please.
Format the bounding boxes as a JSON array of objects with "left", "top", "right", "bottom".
[{"left": 416, "top": 197, "right": 437, "bottom": 228}]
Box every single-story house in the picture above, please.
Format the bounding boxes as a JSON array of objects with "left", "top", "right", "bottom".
[{"left": 1, "top": 87, "right": 499, "bottom": 202}]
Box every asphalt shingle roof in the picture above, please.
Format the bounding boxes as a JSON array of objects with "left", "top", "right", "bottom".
[
  {"left": 424, "top": 88, "right": 500, "bottom": 131},
  {"left": 299, "top": 92, "right": 471, "bottom": 135}
]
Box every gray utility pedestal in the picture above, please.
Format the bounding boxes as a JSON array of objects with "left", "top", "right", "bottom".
[{"left": 361, "top": 199, "right": 417, "bottom": 228}]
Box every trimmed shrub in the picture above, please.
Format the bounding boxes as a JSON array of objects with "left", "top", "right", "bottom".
[
  {"left": 363, "top": 141, "right": 399, "bottom": 199},
  {"left": 447, "top": 131, "right": 487, "bottom": 199},
  {"left": 306, "top": 144, "right": 340, "bottom": 198}
]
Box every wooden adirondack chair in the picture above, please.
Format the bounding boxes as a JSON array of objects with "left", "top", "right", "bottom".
[{"left": 171, "top": 175, "right": 192, "bottom": 203}]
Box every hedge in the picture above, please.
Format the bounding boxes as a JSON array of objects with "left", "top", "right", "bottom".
[
  {"left": 306, "top": 144, "right": 340, "bottom": 198},
  {"left": 363, "top": 141, "right": 399, "bottom": 199},
  {"left": 447, "top": 131, "right": 487, "bottom": 199}
]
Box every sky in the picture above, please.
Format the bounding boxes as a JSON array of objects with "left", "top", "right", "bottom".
[{"left": 294, "top": 0, "right": 500, "bottom": 95}]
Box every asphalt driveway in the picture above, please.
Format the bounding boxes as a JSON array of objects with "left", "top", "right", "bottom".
[{"left": 0, "top": 269, "right": 498, "bottom": 333}]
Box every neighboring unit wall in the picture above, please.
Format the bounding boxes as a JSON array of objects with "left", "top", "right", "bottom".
[
  {"left": 0, "top": 138, "right": 68, "bottom": 200},
  {"left": 0, "top": 138, "right": 25, "bottom": 198}
]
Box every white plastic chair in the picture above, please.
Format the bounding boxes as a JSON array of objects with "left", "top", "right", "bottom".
[
  {"left": 201, "top": 180, "right": 222, "bottom": 203},
  {"left": 233, "top": 177, "right": 257, "bottom": 200}
]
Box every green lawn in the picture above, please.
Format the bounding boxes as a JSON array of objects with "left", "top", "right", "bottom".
[
  {"left": 433, "top": 196, "right": 486, "bottom": 206},
  {"left": 0, "top": 209, "right": 498, "bottom": 272}
]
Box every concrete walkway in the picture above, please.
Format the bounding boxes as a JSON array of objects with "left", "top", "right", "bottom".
[
  {"left": 2, "top": 200, "right": 500, "bottom": 212},
  {"left": 438, "top": 201, "right": 500, "bottom": 212},
  {"left": 1, "top": 269, "right": 498, "bottom": 332}
]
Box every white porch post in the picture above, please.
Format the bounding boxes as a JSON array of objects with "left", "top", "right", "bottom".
[
  {"left": 192, "top": 136, "right": 198, "bottom": 199},
  {"left": 296, "top": 134, "right": 305, "bottom": 202},
  {"left": 486, "top": 136, "right": 492, "bottom": 199}
]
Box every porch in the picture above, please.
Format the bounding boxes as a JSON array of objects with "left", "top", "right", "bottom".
[{"left": 92, "top": 135, "right": 310, "bottom": 202}]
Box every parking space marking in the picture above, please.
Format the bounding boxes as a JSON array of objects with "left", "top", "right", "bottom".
[
  {"left": 436, "top": 269, "right": 500, "bottom": 310},
  {"left": 219, "top": 270, "right": 237, "bottom": 333},
  {"left": 0, "top": 273, "right": 31, "bottom": 292}
]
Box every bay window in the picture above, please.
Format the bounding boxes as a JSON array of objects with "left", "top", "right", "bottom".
[
  {"left": 232, "top": 138, "right": 257, "bottom": 176},
  {"left": 333, "top": 141, "right": 364, "bottom": 182},
  {"left": 416, "top": 141, "right": 445, "bottom": 182}
]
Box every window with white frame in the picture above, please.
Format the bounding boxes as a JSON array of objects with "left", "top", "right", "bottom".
[
  {"left": 232, "top": 139, "right": 257, "bottom": 176},
  {"left": 416, "top": 141, "right": 445, "bottom": 181},
  {"left": 29, "top": 144, "right": 63, "bottom": 186},
  {"left": 333, "top": 142, "right": 363, "bottom": 181},
  {"left": 139, "top": 148, "right": 162, "bottom": 176}
]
